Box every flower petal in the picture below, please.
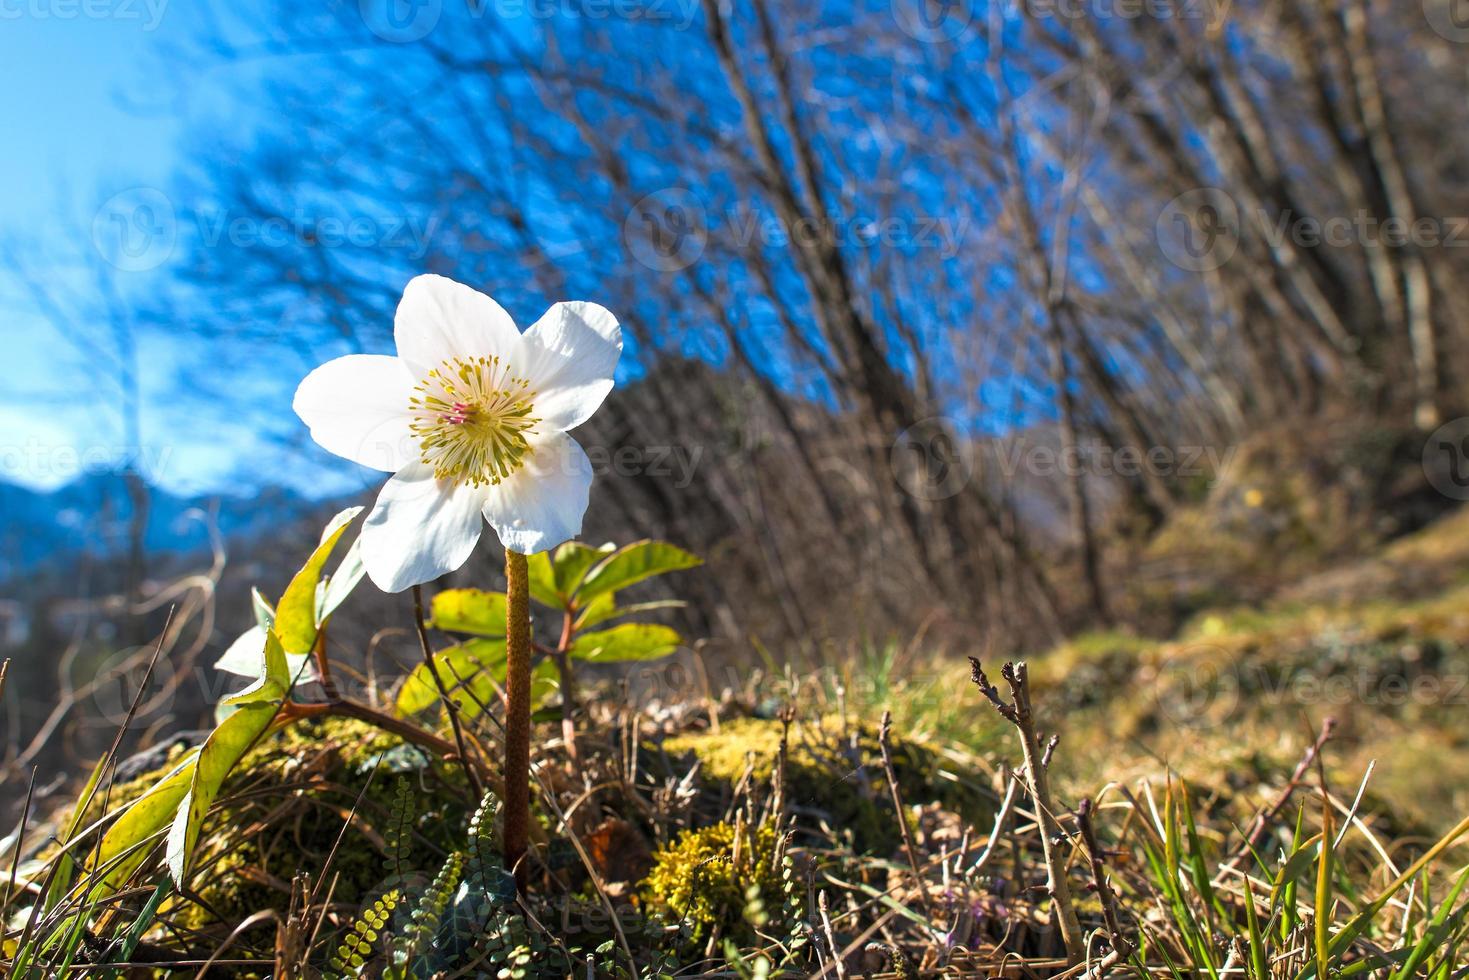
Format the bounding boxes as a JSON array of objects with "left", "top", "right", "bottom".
[
  {"left": 516, "top": 301, "right": 622, "bottom": 431},
  {"left": 481, "top": 431, "right": 594, "bottom": 554},
  {"left": 360, "top": 463, "right": 487, "bottom": 592},
  {"left": 293, "top": 354, "right": 418, "bottom": 471},
  {"left": 395, "top": 274, "right": 520, "bottom": 375}
]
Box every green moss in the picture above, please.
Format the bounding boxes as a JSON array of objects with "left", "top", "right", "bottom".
[
  {"left": 657, "top": 716, "right": 988, "bottom": 853},
  {"left": 642, "top": 820, "right": 782, "bottom": 942}
]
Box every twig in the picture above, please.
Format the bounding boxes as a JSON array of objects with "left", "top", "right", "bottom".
[
  {"left": 968, "top": 768, "right": 1021, "bottom": 877},
  {"left": 277, "top": 700, "right": 500, "bottom": 797},
  {"left": 1075, "top": 798, "right": 1134, "bottom": 971},
  {"left": 2, "top": 767, "right": 37, "bottom": 916},
  {"left": 773, "top": 704, "right": 794, "bottom": 821},
  {"left": 1224, "top": 716, "right": 1335, "bottom": 873},
  {"left": 969, "top": 658, "right": 1085, "bottom": 965},
  {"left": 879, "top": 710, "right": 933, "bottom": 922},
  {"left": 534, "top": 767, "right": 637, "bottom": 971},
  {"left": 411, "top": 584, "right": 482, "bottom": 798},
  {"left": 817, "top": 889, "right": 848, "bottom": 980},
  {"left": 553, "top": 608, "right": 579, "bottom": 762}
]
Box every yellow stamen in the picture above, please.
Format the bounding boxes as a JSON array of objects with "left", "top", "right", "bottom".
[{"left": 408, "top": 356, "right": 538, "bottom": 487}]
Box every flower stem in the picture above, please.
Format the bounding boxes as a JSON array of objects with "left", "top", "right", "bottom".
[{"left": 504, "top": 548, "right": 532, "bottom": 893}]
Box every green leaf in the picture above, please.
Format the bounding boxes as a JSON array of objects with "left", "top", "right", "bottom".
[
  {"left": 397, "top": 639, "right": 560, "bottom": 720},
  {"left": 551, "top": 541, "right": 616, "bottom": 598},
  {"left": 575, "top": 540, "right": 701, "bottom": 607},
  {"left": 569, "top": 623, "right": 683, "bottom": 662},
  {"left": 575, "top": 596, "right": 686, "bottom": 631},
  {"left": 317, "top": 536, "right": 366, "bottom": 625},
  {"left": 113, "top": 881, "right": 173, "bottom": 971},
  {"left": 166, "top": 694, "right": 281, "bottom": 883},
  {"left": 275, "top": 506, "right": 362, "bottom": 659},
  {"left": 526, "top": 551, "right": 560, "bottom": 608},
  {"left": 90, "top": 748, "right": 200, "bottom": 894},
  {"left": 250, "top": 587, "right": 275, "bottom": 630},
  {"left": 430, "top": 589, "right": 508, "bottom": 637},
  {"left": 1393, "top": 865, "right": 1469, "bottom": 980},
  {"left": 1242, "top": 878, "right": 1267, "bottom": 980},
  {"left": 1271, "top": 832, "right": 1324, "bottom": 911},
  {"left": 1316, "top": 805, "right": 1334, "bottom": 980},
  {"left": 396, "top": 638, "right": 507, "bottom": 717}
]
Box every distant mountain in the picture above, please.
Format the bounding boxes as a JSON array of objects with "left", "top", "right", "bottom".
[{"left": 0, "top": 472, "right": 309, "bottom": 583}]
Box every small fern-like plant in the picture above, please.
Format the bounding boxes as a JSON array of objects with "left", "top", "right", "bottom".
[
  {"left": 383, "top": 778, "right": 416, "bottom": 883},
  {"left": 384, "top": 850, "right": 465, "bottom": 979},
  {"left": 326, "top": 788, "right": 561, "bottom": 978},
  {"left": 776, "top": 844, "right": 810, "bottom": 968},
  {"left": 330, "top": 889, "right": 401, "bottom": 976}
]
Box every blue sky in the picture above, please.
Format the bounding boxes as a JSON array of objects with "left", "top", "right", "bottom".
[
  {"left": 1, "top": 6, "right": 180, "bottom": 488},
  {"left": 0, "top": 4, "right": 565, "bottom": 499},
  {"left": 0, "top": 8, "right": 176, "bottom": 228},
  {"left": 0, "top": 3, "right": 316, "bottom": 495},
  {"left": 0, "top": 3, "right": 1013, "bottom": 499}
]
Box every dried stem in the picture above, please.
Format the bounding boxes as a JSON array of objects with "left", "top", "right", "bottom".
[
  {"left": 277, "top": 699, "right": 498, "bottom": 795},
  {"left": 1076, "top": 798, "right": 1134, "bottom": 969},
  {"left": 1224, "top": 716, "right": 1336, "bottom": 874},
  {"left": 879, "top": 710, "right": 933, "bottom": 922},
  {"left": 553, "top": 608, "right": 579, "bottom": 762},
  {"left": 969, "top": 658, "right": 1085, "bottom": 965},
  {"left": 817, "top": 889, "right": 847, "bottom": 980},
  {"left": 411, "top": 585, "right": 482, "bottom": 799},
  {"left": 773, "top": 704, "right": 794, "bottom": 820},
  {"left": 504, "top": 549, "right": 532, "bottom": 894}
]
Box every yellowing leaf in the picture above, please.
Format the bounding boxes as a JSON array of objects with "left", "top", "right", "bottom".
[
  {"left": 575, "top": 597, "right": 686, "bottom": 631},
  {"left": 274, "top": 506, "right": 362, "bottom": 660},
  {"left": 396, "top": 639, "right": 559, "bottom": 719},
  {"left": 396, "top": 638, "right": 507, "bottom": 717},
  {"left": 90, "top": 748, "right": 200, "bottom": 894},
  {"left": 165, "top": 696, "right": 279, "bottom": 883},
  {"left": 430, "top": 589, "right": 508, "bottom": 637},
  {"left": 569, "top": 623, "right": 683, "bottom": 662}
]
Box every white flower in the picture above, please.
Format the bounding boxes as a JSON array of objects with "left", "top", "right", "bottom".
[{"left": 293, "top": 274, "right": 621, "bottom": 592}]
